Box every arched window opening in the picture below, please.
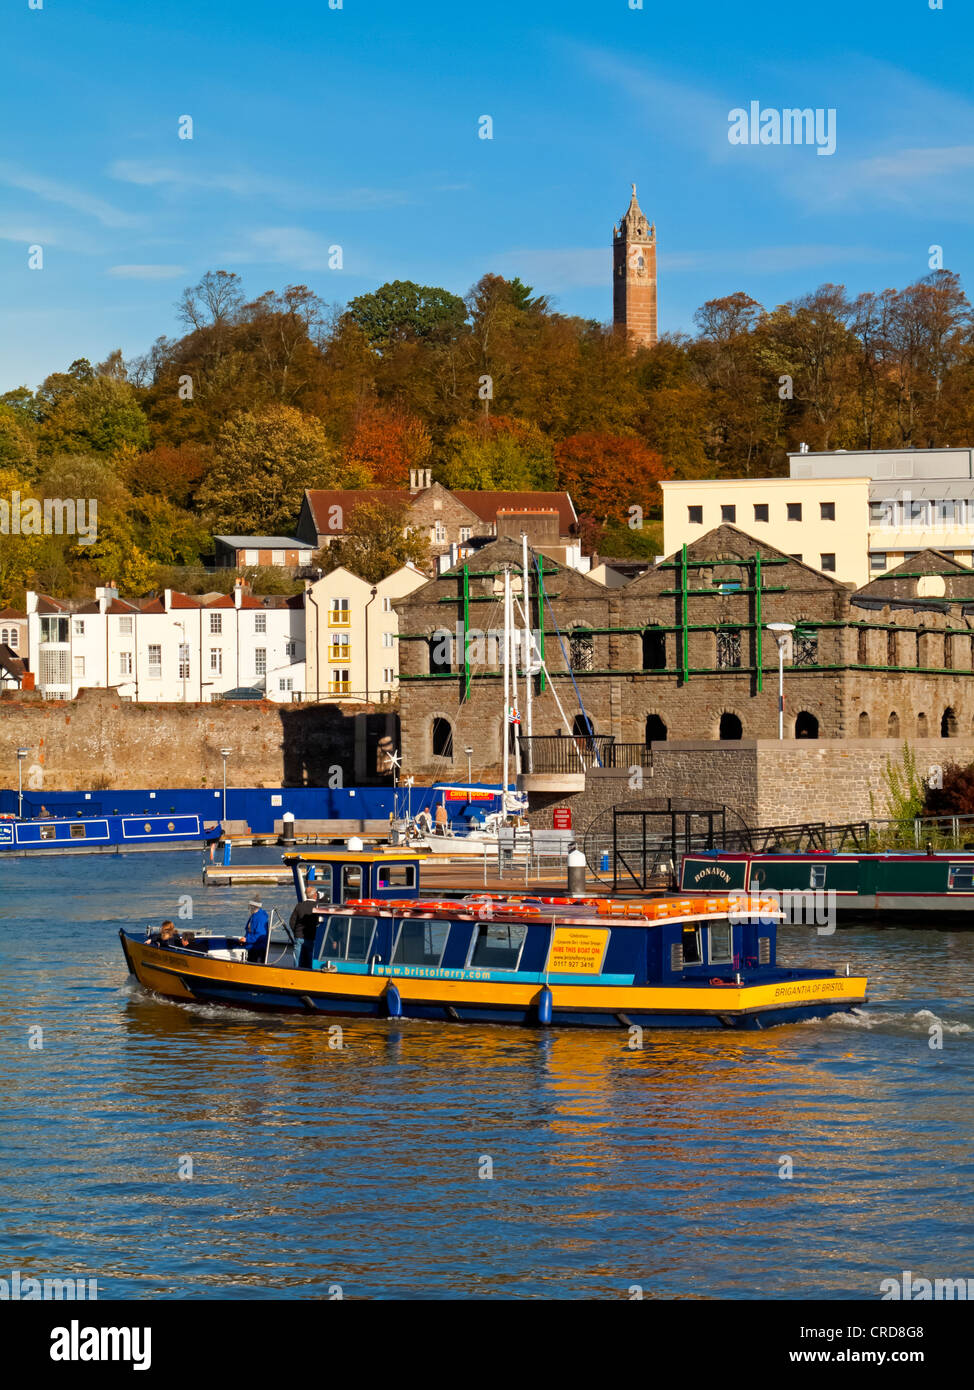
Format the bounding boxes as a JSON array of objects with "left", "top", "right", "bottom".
[
  {"left": 858, "top": 711, "right": 870, "bottom": 737},
  {"left": 795, "top": 711, "right": 819, "bottom": 739},
  {"left": 719, "top": 712, "right": 743, "bottom": 741},
  {"left": 432, "top": 717, "right": 454, "bottom": 759},
  {"left": 641, "top": 628, "right": 666, "bottom": 670},
  {"left": 887, "top": 711, "right": 900, "bottom": 738},
  {"left": 916, "top": 713, "right": 928, "bottom": 738},
  {"left": 941, "top": 707, "right": 957, "bottom": 739},
  {"left": 569, "top": 628, "right": 594, "bottom": 673},
  {"left": 645, "top": 714, "right": 667, "bottom": 744},
  {"left": 429, "top": 630, "right": 453, "bottom": 675}
]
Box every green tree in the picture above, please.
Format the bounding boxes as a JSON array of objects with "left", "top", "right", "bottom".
[
  {"left": 197, "top": 404, "right": 367, "bottom": 534},
  {"left": 315, "top": 499, "right": 430, "bottom": 583},
  {"left": 437, "top": 416, "right": 555, "bottom": 489},
  {"left": 37, "top": 376, "right": 150, "bottom": 457},
  {"left": 346, "top": 280, "right": 467, "bottom": 350}
]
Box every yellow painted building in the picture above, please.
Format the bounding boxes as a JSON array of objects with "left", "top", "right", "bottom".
[
  {"left": 304, "top": 564, "right": 427, "bottom": 703},
  {"left": 661, "top": 477, "right": 871, "bottom": 587}
]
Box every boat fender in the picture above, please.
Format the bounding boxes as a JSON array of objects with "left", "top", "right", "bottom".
[
  {"left": 537, "top": 985, "right": 553, "bottom": 1026},
  {"left": 385, "top": 983, "right": 402, "bottom": 1019}
]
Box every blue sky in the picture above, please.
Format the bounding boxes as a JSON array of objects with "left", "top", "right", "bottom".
[{"left": 2, "top": 0, "right": 973, "bottom": 391}]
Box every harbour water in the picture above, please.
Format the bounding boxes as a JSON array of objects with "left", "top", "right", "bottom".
[{"left": 1, "top": 850, "right": 971, "bottom": 1300}]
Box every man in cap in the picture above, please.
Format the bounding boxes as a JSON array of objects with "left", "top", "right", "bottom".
[{"left": 243, "top": 897, "right": 270, "bottom": 962}]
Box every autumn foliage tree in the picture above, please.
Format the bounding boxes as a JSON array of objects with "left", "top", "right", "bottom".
[
  {"left": 315, "top": 500, "right": 430, "bottom": 583},
  {"left": 554, "top": 433, "right": 669, "bottom": 526},
  {"left": 342, "top": 404, "right": 432, "bottom": 487}
]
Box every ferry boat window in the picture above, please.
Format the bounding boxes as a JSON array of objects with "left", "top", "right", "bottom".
[
  {"left": 341, "top": 865, "right": 363, "bottom": 899},
  {"left": 948, "top": 866, "right": 974, "bottom": 891},
  {"left": 468, "top": 922, "right": 528, "bottom": 971},
  {"left": 318, "top": 915, "right": 377, "bottom": 962},
  {"left": 376, "top": 864, "right": 417, "bottom": 889},
  {"left": 70, "top": 824, "right": 86, "bottom": 839},
  {"left": 809, "top": 865, "right": 827, "bottom": 888},
  {"left": 39, "top": 825, "right": 56, "bottom": 840},
  {"left": 304, "top": 865, "right": 332, "bottom": 899},
  {"left": 392, "top": 919, "right": 451, "bottom": 967},
  {"left": 708, "top": 922, "right": 733, "bottom": 964},
  {"left": 681, "top": 925, "right": 702, "bottom": 964}
]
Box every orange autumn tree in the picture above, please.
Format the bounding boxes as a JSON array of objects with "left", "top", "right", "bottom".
[
  {"left": 342, "top": 404, "right": 432, "bottom": 486},
  {"left": 554, "top": 432, "right": 669, "bottom": 527}
]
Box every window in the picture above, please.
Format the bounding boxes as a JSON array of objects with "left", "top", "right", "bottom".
[
  {"left": 857, "top": 629, "right": 868, "bottom": 663},
  {"left": 70, "top": 824, "right": 86, "bottom": 840},
  {"left": 209, "top": 613, "right": 222, "bottom": 634},
  {"left": 721, "top": 504, "right": 736, "bottom": 523},
  {"left": 254, "top": 648, "right": 267, "bottom": 676},
  {"left": 642, "top": 627, "right": 666, "bottom": 670},
  {"left": 318, "top": 915, "right": 378, "bottom": 962},
  {"left": 73, "top": 618, "right": 85, "bottom": 636},
  {"left": 178, "top": 643, "right": 190, "bottom": 680},
  {"left": 716, "top": 629, "right": 742, "bottom": 669},
  {"left": 569, "top": 629, "right": 594, "bottom": 672},
  {"left": 787, "top": 503, "right": 802, "bottom": 521},
  {"left": 392, "top": 919, "right": 450, "bottom": 967},
  {"left": 681, "top": 925, "right": 702, "bottom": 965},
  {"left": 40, "top": 616, "right": 68, "bottom": 643},
  {"left": 147, "top": 644, "right": 162, "bottom": 679},
  {"left": 708, "top": 922, "right": 733, "bottom": 964},
  {"left": 820, "top": 501, "right": 835, "bottom": 521},
  {"left": 329, "top": 668, "right": 350, "bottom": 694},
  {"left": 382, "top": 596, "right": 393, "bottom": 612},
  {"left": 329, "top": 633, "right": 350, "bottom": 661},
  {"left": 794, "top": 630, "right": 818, "bottom": 665},
  {"left": 469, "top": 922, "right": 528, "bottom": 971},
  {"left": 285, "top": 640, "right": 296, "bottom": 657},
  {"left": 39, "top": 651, "right": 69, "bottom": 686},
  {"left": 459, "top": 526, "right": 472, "bottom": 542},
  {"left": 382, "top": 631, "right": 395, "bottom": 648},
  {"left": 119, "top": 652, "right": 133, "bottom": 676},
  {"left": 820, "top": 553, "right": 836, "bottom": 572},
  {"left": 810, "top": 865, "right": 827, "bottom": 889},
  {"left": 688, "top": 506, "right": 703, "bottom": 525},
  {"left": 210, "top": 649, "right": 222, "bottom": 675},
  {"left": 118, "top": 616, "right": 133, "bottom": 635},
  {"left": 254, "top": 612, "right": 266, "bottom": 634},
  {"left": 73, "top": 655, "right": 85, "bottom": 678},
  {"left": 645, "top": 713, "right": 667, "bottom": 743},
  {"left": 1, "top": 627, "right": 16, "bottom": 648},
  {"left": 329, "top": 598, "right": 350, "bottom": 627},
  {"left": 870, "top": 553, "right": 887, "bottom": 572},
  {"left": 433, "top": 522, "right": 447, "bottom": 543},
  {"left": 795, "top": 711, "right": 820, "bottom": 738},
  {"left": 719, "top": 712, "right": 743, "bottom": 740},
  {"left": 375, "top": 864, "right": 417, "bottom": 889},
  {"left": 383, "top": 668, "right": 394, "bottom": 683},
  {"left": 753, "top": 504, "right": 769, "bottom": 523},
  {"left": 432, "top": 717, "right": 453, "bottom": 758},
  {"left": 948, "top": 866, "right": 974, "bottom": 891},
  {"left": 279, "top": 677, "right": 293, "bottom": 692},
  {"left": 870, "top": 499, "right": 892, "bottom": 525}
]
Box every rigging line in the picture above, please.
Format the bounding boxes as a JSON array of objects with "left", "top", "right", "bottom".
[
  {"left": 535, "top": 557, "right": 603, "bottom": 767},
  {"left": 511, "top": 590, "right": 586, "bottom": 770},
  {"left": 444, "top": 592, "right": 505, "bottom": 728}
]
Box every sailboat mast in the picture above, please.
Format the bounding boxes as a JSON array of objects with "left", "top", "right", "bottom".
[
  {"left": 502, "top": 566, "right": 510, "bottom": 800},
  {"left": 522, "top": 531, "right": 533, "bottom": 774}
]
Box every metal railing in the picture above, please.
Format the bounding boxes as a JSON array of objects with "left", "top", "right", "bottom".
[{"left": 517, "top": 735, "right": 652, "bottom": 773}]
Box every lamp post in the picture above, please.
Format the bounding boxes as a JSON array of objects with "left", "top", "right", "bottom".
[
  {"left": 16, "top": 747, "right": 29, "bottom": 818},
  {"left": 765, "top": 623, "right": 796, "bottom": 740},
  {"left": 220, "top": 747, "right": 232, "bottom": 823},
  {"left": 465, "top": 746, "right": 473, "bottom": 786}
]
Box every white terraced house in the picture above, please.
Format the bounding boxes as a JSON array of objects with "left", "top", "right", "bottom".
[{"left": 26, "top": 580, "right": 305, "bottom": 702}]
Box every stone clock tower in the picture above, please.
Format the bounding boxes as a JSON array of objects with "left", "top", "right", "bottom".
[{"left": 613, "top": 184, "right": 658, "bottom": 350}]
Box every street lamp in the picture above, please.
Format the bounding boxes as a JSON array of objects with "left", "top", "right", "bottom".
[
  {"left": 765, "top": 623, "right": 796, "bottom": 740},
  {"left": 16, "top": 747, "right": 29, "bottom": 818},
  {"left": 220, "top": 748, "right": 232, "bottom": 823},
  {"left": 465, "top": 746, "right": 473, "bottom": 786}
]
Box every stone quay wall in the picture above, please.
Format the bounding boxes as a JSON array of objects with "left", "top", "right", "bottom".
[
  {"left": 0, "top": 687, "right": 399, "bottom": 790},
  {"left": 525, "top": 738, "right": 974, "bottom": 835}
]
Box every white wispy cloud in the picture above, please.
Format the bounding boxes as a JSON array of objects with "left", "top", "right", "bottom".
[
  {"left": 106, "top": 264, "right": 186, "bottom": 279},
  {"left": 0, "top": 162, "right": 139, "bottom": 228},
  {"left": 220, "top": 226, "right": 346, "bottom": 271},
  {"left": 108, "top": 159, "right": 409, "bottom": 212},
  {"left": 492, "top": 248, "right": 610, "bottom": 290}
]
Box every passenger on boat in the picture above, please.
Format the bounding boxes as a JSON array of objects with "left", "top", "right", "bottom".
[
  {"left": 290, "top": 901, "right": 319, "bottom": 969},
  {"left": 244, "top": 899, "right": 270, "bottom": 962},
  {"left": 155, "top": 920, "right": 185, "bottom": 949}
]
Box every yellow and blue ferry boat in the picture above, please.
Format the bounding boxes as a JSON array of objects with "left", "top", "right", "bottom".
[{"left": 119, "top": 850, "right": 867, "bottom": 1030}]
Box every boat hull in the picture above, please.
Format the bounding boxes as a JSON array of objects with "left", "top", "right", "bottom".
[{"left": 120, "top": 933, "right": 867, "bottom": 1030}]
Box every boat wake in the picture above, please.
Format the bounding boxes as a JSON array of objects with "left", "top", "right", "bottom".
[{"left": 811, "top": 1006, "right": 971, "bottom": 1034}]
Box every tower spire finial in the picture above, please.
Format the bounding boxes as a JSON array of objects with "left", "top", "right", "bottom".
[{"left": 632, "top": 182, "right": 636, "bottom": 196}]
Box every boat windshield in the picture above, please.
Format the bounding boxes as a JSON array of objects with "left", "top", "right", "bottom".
[{"left": 318, "top": 915, "right": 377, "bottom": 962}]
